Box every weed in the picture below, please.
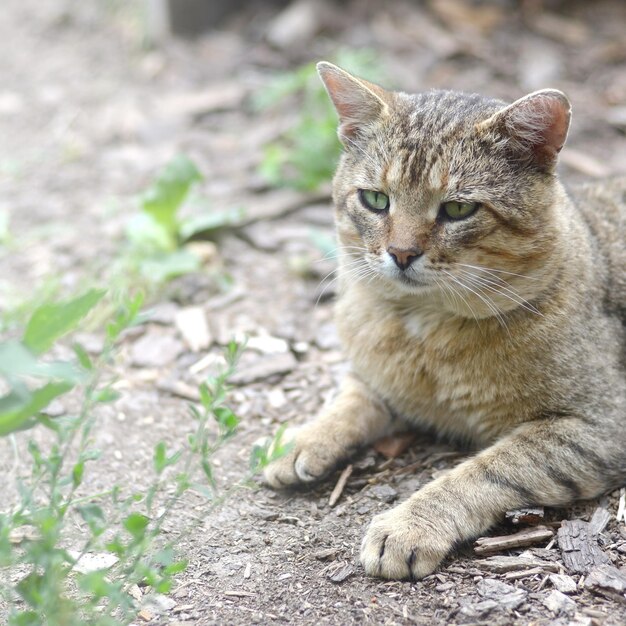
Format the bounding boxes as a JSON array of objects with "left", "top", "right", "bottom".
[
  {"left": 256, "top": 49, "right": 385, "bottom": 191},
  {"left": 0, "top": 287, "right": 284, "bottom": 625},
  {"left": 122, "top": 154, "right": 243, "bottom": 286}
]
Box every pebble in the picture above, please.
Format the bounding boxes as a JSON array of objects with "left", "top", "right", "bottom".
[
  {"left": 368, "top": 484, "right": 399, "bottom": 504},
  {"left": 549, "top": 573, "right": 577, "bottom": 594},
  {"left": 477, "top": 578, "right": 527, "bottom": 610},
  {"left": 542, "top": 589, "right": 577, "bottom": 615},
  {"left": 131, "top": 330, "right": 184, "bottom": 368}
]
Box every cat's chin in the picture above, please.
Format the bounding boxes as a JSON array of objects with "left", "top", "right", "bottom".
[{"left": 384, "top": 274, "right": 439, "bottom": 297}]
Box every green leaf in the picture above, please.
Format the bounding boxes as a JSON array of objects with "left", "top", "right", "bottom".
[
  {"left": 72, "top": 342, "right": 93, "bottom": 370},
  {"left": 94, "top": 387, "right": 121, "bottom": 404},
  {"left": 77, "top": 504, "right": 106, "bottom": 536},
  {"left": 125, "top": 212, "right": 175, "bottom": 253},
  {"left": 0, "top": 340, "right": 82, "bottom": 382},
  {"left": 163, "top": 559, "right": 188, "bottom": 575},
  {"left": 16, "top": 572, "right": 45, "bottom": 608},
  {"left": 178, "top": 206, "right": 245, "bottom": 241},
  {"left": 9, "top": 611, "right": 39, "bottom": 626},
  {"left": 198, "top": 383, "right": 212, "bottom": 410},
  {"left": 0, "top": 381, "right": 73, "bottom": 436},
  {"left": 153, "top": 442, "right": 182, "bottom": 474},
  {"left": 140, "top": 155, "right": 202, "bottom": 236},
  {"left": 23, "top": 289, "right": 106, "bottom": 355},
  {"left": 123, "top": 513, "right": 150, "bottom": 541},
  {"left": 72, "top": 461, "right": 85, "bottom": 487},
  {"left": 214, "top": 407, "right": 239, "bottom": 433},
  {"left": 139, "top": 250, "right": 200, "bottom": 283}
]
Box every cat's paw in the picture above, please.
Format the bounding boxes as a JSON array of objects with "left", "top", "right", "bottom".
[
  {"left": 360, "top": 498, "right": 454, "bottom": 580},
  {"left": 262, "top": 426, "right": 346, "bottom": 489}
]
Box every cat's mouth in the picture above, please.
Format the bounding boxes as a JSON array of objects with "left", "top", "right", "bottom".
[{"left": 390, "top": 270, "right": 432, "bottom": 290}]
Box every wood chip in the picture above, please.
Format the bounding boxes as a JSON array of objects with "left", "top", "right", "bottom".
[
  {"left": 616, "top": 488, "right": 626, "bottom": 523},
  {"left": 505, "top": 507, "right": 545, "bottom": 525},
  {"left": 224, "top": 590, "right": 256, "bottom": 597},
  {"left": 589, "top": 506, "right": 611, "bottom": 536},
  {"left": 328, "top": 464, "right": 353, "bottom": 507},
  {"left": 313, "top": 547, "right": 341, "bottom": 561},
  {"left": 503, "top": 567, "right": 545, "bottom": 580},
  {"left": 543, "top": 589, "right": 577, "bottom": 615},
  {"left": 549, "top": 573, "right": 578, "bottom": 594},
  {"left": 474, "top": 526, "right": 554, "bottom": 555},
  {"left": 557, "top": 519, "right": 611, "bottom": 574},
  {"left": 475, "top": 555, "right": 559, "bottom": 574},
  {"left": 584, "top": 564, "right": 626, "bottom": 603},
  {"left": 327, "top": 564, "right": 354, "bottom": 583},
  {"left": 373, "top": 432, "right": 417, "bottom": 458}
]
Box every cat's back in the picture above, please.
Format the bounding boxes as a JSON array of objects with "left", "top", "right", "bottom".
[{"left": 570, "top": 176, "right": 626, "bottom": 323}]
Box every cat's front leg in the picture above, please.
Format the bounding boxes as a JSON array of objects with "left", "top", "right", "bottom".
[
  {"left": 264, "top": 373, "right": 394, "bottom": 488},
  {"left": 361, "top": 417, "right": 613, "bottom": 579}
]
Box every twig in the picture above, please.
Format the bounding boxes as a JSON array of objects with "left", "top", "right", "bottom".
[{"left": 328, "top": 464, "right": 353, "bottom": 507}]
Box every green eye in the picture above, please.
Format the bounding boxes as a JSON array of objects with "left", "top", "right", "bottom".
[
  {"left": 359, "top": 189, "right": 390, "bottom": 212},
  {"left": 441, "top": 201, "right": 479, "bottom": 220}
]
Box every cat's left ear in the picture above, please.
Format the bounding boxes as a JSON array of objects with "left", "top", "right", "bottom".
[
  {"left": 317, "top": 62, "right": 392, "bottom": 144},
  {"left": 478, "top": 89, "right": 571, "bottom": 171}
]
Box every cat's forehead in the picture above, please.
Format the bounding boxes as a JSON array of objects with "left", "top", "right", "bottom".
[{"left": 399, "top": 90, "right": 504, "bottom": 140}]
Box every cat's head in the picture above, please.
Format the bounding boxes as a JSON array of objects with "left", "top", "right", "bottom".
[{"left": 318, "top": 62, "right": 571, "bottom": 318}]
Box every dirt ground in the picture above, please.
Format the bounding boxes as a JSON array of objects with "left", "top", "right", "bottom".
[{"left": 2, "top": 0, "right": 626, "bottom": 624}]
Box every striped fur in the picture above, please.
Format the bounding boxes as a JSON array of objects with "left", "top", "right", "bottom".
[{"left": 264, "top": 63, "right": 626, "bottom": 580}]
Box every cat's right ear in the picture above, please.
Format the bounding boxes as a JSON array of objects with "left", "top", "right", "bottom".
[
  {"left": 317, "top": 62, "right": 391, "bottom": 144},
  {"left": 477, "top": 89, "right": 571, "bottom": 171}
]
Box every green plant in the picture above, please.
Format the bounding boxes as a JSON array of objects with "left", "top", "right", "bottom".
[
  {"left": 124, "top": 155, "right": 243, "bottom": 285},
  {"left": 256, "top": 49, "right": 385, "bottom": 191},
  {"left": 0, "top": 287, "right": 285, "bottom": 626}
]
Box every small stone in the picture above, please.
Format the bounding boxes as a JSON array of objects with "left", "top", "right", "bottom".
[
  {"left": 143, "top": 593, "right": 177, "bottom": 613},
  {"left": 477, "top": 578, "right": 527, "bottom": 610},
  {"left": 131, "top": 330, "right": 184, "bottom": 368},
  {"left": 549, "top": 573, "right": 577, "bottom": 594},
  {"left": 247, "top": 335, "right": 289, "bottom": 355},
  {"left": 67, "top": 551, "right": 119, "bottom": 574},
  {"left": 459, "top": 599, "right": 498, "bottom": 618},
  {"left": 229, "top": 352, "right": 297, "bottom": 385},
  {"left": 175, "top": 306, "right": 212, "bottom": 352},
  {"left": 138, "top": 609, "right": 153, "bottom": 622},
  {"left": 266, "top": 0, "right": 329, "bottom": 49},
  {"left": 314, "top": 322, "right": 339, "bottom": 351},
  {"left": 267, "top": 388, "right": 287, "bottom": 408},
  {"left": 543, "top": 589, "right": 576, "bottom": 615},
  {"left": 368, "top": 484, "right": 398, "bottom": 504}
]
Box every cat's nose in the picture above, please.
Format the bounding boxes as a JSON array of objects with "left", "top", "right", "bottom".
[{"left": 387, "top": 245, "right": 423, "bottom": 270}]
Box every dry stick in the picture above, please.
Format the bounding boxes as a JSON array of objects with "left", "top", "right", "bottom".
[
  {"left": 474, "top": 525, "right": 554, "bottom": 556},
  {"left": 328, "top": 464, "right": 353, "bottom": 507}
]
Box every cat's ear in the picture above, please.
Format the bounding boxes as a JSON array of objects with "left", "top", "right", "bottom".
[
  {"left": 478, "top": 89, "right": 571, "bottom": 171},
  {"left": 317, "top": 62, "right": 391, "bottom": 144}
]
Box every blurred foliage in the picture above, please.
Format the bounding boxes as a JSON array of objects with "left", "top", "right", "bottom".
[
  {"left": 124, "top": 155, "right": 241, "bottom": 285},
  {"left": 256, "top": 49, "right": 385, "bottom": 191}
]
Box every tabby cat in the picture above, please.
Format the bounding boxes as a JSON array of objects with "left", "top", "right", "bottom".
[{"left": 264, "top": 62, "right": 626, "bottom": 580}]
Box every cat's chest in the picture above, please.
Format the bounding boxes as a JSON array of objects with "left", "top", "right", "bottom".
[{"left": 335, "top": 290, "right": 509, "bottom": 442}]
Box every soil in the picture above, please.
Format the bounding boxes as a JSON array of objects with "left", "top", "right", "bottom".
[{"left": 1, "top": 0, "right": 626, "bottom": 625}]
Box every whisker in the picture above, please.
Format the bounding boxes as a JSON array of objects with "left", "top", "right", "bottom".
[
  {"left": 457, "top": 269, "right": 542, "bottom": 316},
  {"left": 442, "top": 269, "right": 509, "bottom": 333},
  {"left": 457, "top": 262, "right": 540, "bottom": 282}
]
